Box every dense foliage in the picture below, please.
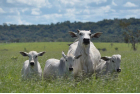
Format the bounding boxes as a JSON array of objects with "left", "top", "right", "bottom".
[{"left": 0, "top": 18, "right": 140, "bottom": 43}]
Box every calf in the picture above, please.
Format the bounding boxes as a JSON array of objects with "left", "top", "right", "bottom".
[
  {"left": 43, "top": 51, "right": 81, "bottom": 80},
  {"left": 20, "top": 51, "right": 45, "bottom": 80},
  {"left": 95, "top": 54, "right": 121, "bottom": 78}
]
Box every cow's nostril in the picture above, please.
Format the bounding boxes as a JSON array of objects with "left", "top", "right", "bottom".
[
  {"left": 69, "top": 68, "right": 73, "bottom": 71},
  {"left": 30, "top": 62, "right": 34, "bottom": 66},
  {"left": 83, "top": 38, "right": 90, "bottom": 45},
  {"left": 117, "top": 69, "right": 121, "bottom": 72}
]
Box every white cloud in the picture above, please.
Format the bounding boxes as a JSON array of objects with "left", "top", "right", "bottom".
[
  {"left": 43, "top": 14, "right": 62, "bottom": 19},
  {"left": 123, "top": 2, "right": 138, "bottom": 7},
  {"left": 5, "top": 22, "right": 12, "bottom": 25},
  {"left": 31, "top": 8, "right": 41, "bottom": 15},
  {"left": 66, "top": 8, "right": 81, "bottom": 14},
  {"left": 83, "top": 9, "right": 90, "bottom": 14},
  {"left": 7, "top": 0, "right": 52, "bottom": 8},
  {"left": 0, "top": 8, "right": 5, "bottom": 13},
  {"left": 16, "top": 16, "right": 32, "bottom": 25},
  {"left": 120, "top": 9, "right": 140, "bottom": 14},
  {"left": 65, "top": 6, "right": 116, "bottom": 16},
  {"left": 8, "top": 8, "right": 29, "bottom": 14},
  {"left": 92, "top": 0, "right": 107, "bottom": 5},
  {"left": 92, "top": 6, "right": 116, "bottom": 15},
  {"left": 21, "top": 8, "right": 29, "bottom": 13},
  {"left": 40, "top": 14, "right": 63, "bottom": 24},
  {"left": 58, "top": 0, "right": 77, "bottom": 6},
  {"left": 17, "top": 10, "right": 20, "bottom": 15},
  {"left": 119, "top": 9, "right": 140, "bottom": 19},
  {"left": 58, "top": 0, "right": 107, "bottom": 6},
  {"left": 112, "top": 0, "right": 117, "bottom": 6},
  {"left": 64, "top": 9, "right": 76, "bottom": 21},
  {"left": 100, "top": 6, "right": 112, "bottom": 12},
  {"left": 6, "top": 0, "right": 13, "bottom": 3},
  {"left": 6, "top": 15, "right": 32, "bottom": 25},
  {"left": 9, "top": 8, "right": 14, "bottom": 13},
  {"left": 125, "top": 15, "right": 137, "bottom": 19},
  {"left": 60, "top": 5, "right": 116, "bottom": 22},
  {"left": 59, "top": 5, "right": 116, "bottom": 23},
  {"left": 17, "top": 17, "right": 23, "bottom": 24}
]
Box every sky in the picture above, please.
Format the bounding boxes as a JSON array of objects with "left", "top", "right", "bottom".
[{"left": 0, "top": 0, "right": 140, "bottom": 25}]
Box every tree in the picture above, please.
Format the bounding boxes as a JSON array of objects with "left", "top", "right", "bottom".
[{"left": 120, "top": 20, "right": 140, "bottom": 51}]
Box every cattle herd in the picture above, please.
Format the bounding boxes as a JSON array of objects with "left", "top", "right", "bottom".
[{"left": 19, "top": 30, "right": 121, "bottom": 80}]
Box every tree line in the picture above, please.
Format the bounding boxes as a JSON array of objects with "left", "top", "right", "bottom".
[{"left": 0, "top": 18, "right": 140, "bottom": 43}]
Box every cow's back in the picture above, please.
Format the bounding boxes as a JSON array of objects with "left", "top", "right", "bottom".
[
  {"left": 44, "top": 59, "right": 60, "bottom": 78},
  {"left": 67, "top": 41, "right": 78, "bottom": 56},
  {"left": 95, "top": 59, "right": 107, "bottom": 75}
]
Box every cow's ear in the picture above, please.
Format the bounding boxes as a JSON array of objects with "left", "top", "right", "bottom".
[
  {"left": 62, "top": 51, "right": 67, "bottom": 59},
  {"left": 74, "top": 54, "right": 82, "bottom": 59},
  {"left": 69, "top": 31, "right": 78, "bottom": 37},
  {"left": 67, "top": 43, "right": 72, "bottom": 46},
  {"left": 91, "top": 32, "right": 102, "bottom": 38},
  {"left": 38, "top": 51, "right": 46, "bottom": 56},
  {"left": 77, "top": 29, "right": 80, "bottom": 33},
  {"left": 20, "top": 52, "right": 28, "bottom": 56},
  {"left": 117, "top": 54, "right": 121, "bottom": 59},
  {"left": 101, "top": 56, "right": 111, "bottom": 61}
]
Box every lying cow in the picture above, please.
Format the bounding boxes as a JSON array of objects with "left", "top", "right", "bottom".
[
  {"left": 20, "top": 51, "right": 46, "bottom": 80},
  {"left": 43, "top": 51, "right": 82, "bottom": 80},
  {"left": 67, "top": 29, "right": 102, "bottom": 77},
  {"left": 95, "top": 54, "right": 121, "bottom": 78}
]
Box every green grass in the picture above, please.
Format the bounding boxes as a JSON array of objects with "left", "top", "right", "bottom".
[{"left": 0, "top": 42, "right": 140, "bottom": 93}]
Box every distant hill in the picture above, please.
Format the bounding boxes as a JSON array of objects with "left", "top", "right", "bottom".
[{"left": 0, "top": 18, "right": 140, "bottom": 43}]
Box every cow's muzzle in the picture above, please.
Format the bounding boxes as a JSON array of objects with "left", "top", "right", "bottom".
[
  {"left": 30, "top": 62, "right": 34, "bottom": 66},
  {"left": 83, "top": 38, "right": 90, "bottom": 45},
  {"left": 69, "top": 68, "right": 73, "bottom": 71},
  {"left": 117, "top": 68, "right": 121, "bottom": 73}
]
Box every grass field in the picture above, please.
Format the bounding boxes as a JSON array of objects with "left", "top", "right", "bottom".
[{"left": 0, "top": 42, "right": 140, "bottom": 93}]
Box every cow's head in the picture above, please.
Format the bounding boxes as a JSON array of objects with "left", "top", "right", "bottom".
[
  {"left": 20, "top": 51, "right": 46, "bottom": 67},
  {"left": 101, "top": 54, "right": 121, "bottom": 73},
  {"left": 69, "top": 29, "right": 102, "bottom": 46},
  {"left": 62, "top": 51, "right": 82, "bottom": 71}
]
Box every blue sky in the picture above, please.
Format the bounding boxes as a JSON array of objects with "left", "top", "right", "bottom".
[{"left": 0, "top": 0, "right": 140, "bottom": 25}]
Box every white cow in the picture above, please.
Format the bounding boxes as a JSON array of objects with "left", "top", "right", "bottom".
[
  {"left": 67, "top": 30, "right": 102, "bottom": 77},
  {"left": 43, "top": 51, "right": 82, "bottom": 80},
  {"left": 95, "top": 54, "right": 121, "bottom": 78},
  {"left": 20, "top": 51, "right": 46, "bottom": 80}
]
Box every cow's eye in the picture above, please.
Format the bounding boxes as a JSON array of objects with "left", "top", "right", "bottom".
[
  {"left": 89, "top": 34, "right": 91, "bottom": 36},
  {"left": 35, "top": 56, "right": 37, "bottom": 58},
  {"left": 66, "top": 59, "right": 67, "bottom": 61},
  {"left": 79, "top": 33, "right": 82, "bottom": 36},
  {"left": 112, "top": 60, "right": 114, "bottom": 63}
]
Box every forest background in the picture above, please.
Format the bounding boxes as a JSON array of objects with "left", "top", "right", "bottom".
[{"left": 0, "top": 18, "right": 140, "bottom": 43}]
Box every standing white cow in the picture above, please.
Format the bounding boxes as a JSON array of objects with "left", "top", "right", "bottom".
[
  {"left": 67, "top": 30, "right": 102, "bottom": 77},
  {"left": 20, "top": 51, "right": 46, "bottom": 80},
  {"left": 95, "top": 54, "right": 121, "bottom": 78},
  {"left": 43, "top": 51, "right": 82, "bottom": 80}
]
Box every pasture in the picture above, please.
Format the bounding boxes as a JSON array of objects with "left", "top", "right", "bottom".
[{"left": 0, "top": 42, "right": 140, "bottom": 93}]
